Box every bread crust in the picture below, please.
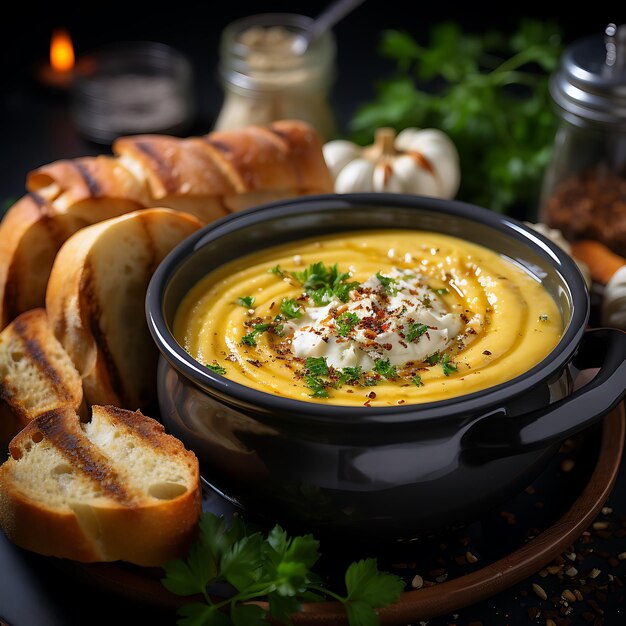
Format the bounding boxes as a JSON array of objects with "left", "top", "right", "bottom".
[
  {"left": 0, "top": 194, "right": 89, "bottom": 329},
  {"left": 0, "top": 406, "right": 201, "bottom": 566}
]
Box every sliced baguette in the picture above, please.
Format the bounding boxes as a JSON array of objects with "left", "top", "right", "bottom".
[
  {"left": 0, "top": 308, "right": 83, "bottom": 447},
  {"left": 0, "top": 194, "right": 90, "bottom": 330},
  {"left": 0, "top": 405, "right": 201, "bottom": 566},
  {"left": 45, "top": 208, "right": 202, "bottom": 410}
]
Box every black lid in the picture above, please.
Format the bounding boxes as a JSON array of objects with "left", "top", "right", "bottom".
[{"left": 550, "top": 23, "right": 626, "bottom": 127}]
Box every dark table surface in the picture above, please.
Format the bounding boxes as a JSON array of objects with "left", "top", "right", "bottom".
[{"left": 1, "top": 3, "right": 625, "bottom": 625}]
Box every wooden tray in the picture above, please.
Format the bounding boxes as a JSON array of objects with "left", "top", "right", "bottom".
[{"left": 46, "top": 404, "right": 625, "bottom": 626}]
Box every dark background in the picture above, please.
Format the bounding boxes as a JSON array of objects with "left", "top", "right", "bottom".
[{"left": 1, "top": 1, "right": 624, "bottom": 203}]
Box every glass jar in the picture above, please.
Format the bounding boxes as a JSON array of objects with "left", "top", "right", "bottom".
[
  {"left": 539, "top": 23, "right": 626, "bottom": 258},
  {"left": 213, "top": 12, "right": 338, "bottom": 141},
  {"left": 71, "top": 41, "right": 196, "bottom": 145}
]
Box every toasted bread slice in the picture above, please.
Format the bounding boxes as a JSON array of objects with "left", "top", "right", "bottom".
[
  {"left": 0, "top": 405, "right": 201, "bottom": 566},
  {"left": 45, "top": 208, "right": 202, "bottom": 410},
  {"left": 0, "top": 194, "right": 90, "bottom": 330},
  {"left": 0, "top": 308, "right": 83, "bottom": 447},
  {"left": 26, "top": 155, "right": 150, "bottom": 222}
]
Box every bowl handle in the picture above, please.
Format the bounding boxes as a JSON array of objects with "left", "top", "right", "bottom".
[{"left": 463, "top": 328, "right": 626, "bottom": 460}]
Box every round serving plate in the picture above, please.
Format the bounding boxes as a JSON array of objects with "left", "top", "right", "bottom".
[{"left": 25, "top": 403, "right": 624, "bottom": 626}]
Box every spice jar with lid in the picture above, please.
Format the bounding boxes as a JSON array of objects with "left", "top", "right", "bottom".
[
  {"left": 213, "top": 12, "right": 338, "bottom": 141},
  {"left": 539, "top": 23, "right": 626, "bottom": 258}
]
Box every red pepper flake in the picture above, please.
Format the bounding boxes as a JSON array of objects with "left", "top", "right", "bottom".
[{"left": 367, "top": 391, "right": 377, "bottom": 400}]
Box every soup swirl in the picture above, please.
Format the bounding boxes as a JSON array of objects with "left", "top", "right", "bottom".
[{"left": 174, "top": 230, "right": 562, "bottom": 406}]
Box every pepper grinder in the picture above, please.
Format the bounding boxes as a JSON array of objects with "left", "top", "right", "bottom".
[{"left": 538, "top": 23, "right": 626, "bottom": 259}]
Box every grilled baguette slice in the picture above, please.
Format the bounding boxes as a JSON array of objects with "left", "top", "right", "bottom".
[
  {"left": 113, "top": 119, "right": 334, "bottom": 219},
  {"left": 45, "top": 208, "right": 202, "bottom": 409},
  {"left": 0, "top": 405, "right": 201, "bottom": 566},
  {"left": 0, "top": 308, "right": 83, "bottom": 446},
  {"left": 0, "top": 194, "right": 90, "bottom": 330}
]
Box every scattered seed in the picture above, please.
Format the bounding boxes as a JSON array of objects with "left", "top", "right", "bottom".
[
  {"left": 565, "top": 566, "right": 578, "bottom": 577},
  {"left": 618, "top": 552, "right": 626, "bottom": 560},
  {"left": 565, "top": 552, "right": 577, "bottom": 561},
  {"left": 593, "top": 521, "right": 609, "bottom": 531},
  {"left": 561, "top": 589, "right": 577, "bottom": 602},
  {"left": 560, "top": 459, "right": 575, "bottom": 472},
  {"left": 574, "top": 589, "right": 584, "bottom": 601},
  {"left": 547, "top": 565, "right": 563, "bottom": 575},
  {"left": 533, "top": 583, "right": 548, "bottom": 600},
  {"left": 588, "top": 568, "right": 602, "bottom": 579},
  {"left": 435, "top": 573, "right": 448, "bottom": 583},
  {"left": 411, "top": 574, "right": 423, "bottom": 589},
  {"left": 601, "top": 506, "right": 613, "bottom": 515},
  {"left": 465, "top": 551, "right": 478, "bottom": 564}
]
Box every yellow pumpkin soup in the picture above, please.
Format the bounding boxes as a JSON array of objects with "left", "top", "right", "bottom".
[{"left": 174, "top": 230, "right": 563, "bottom": 406}]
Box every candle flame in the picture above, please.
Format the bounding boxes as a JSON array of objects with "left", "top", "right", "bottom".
[{"left": 50, "top": 28, "right": 75, "bottom": 73}]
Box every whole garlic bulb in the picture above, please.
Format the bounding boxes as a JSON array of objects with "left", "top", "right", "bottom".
[{"left": 323, "top": 127, "right": 460, "bottom": 198}]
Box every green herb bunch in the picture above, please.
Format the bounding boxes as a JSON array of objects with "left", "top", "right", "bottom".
[
  {"left": 349, "top": 20, "right": 564, "bottom": 215},
  {"left": 162, "top": 512, "right": 405, "bottom": 626}
]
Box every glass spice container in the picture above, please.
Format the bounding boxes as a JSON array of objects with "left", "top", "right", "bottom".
[
  {"left": 71, "top": 41, "right": 196, "bottom": 145},
  {"left": 213, "top": 12, "right": 338, "bottom": 141},
  {"left": 539, "top": 23, "right": 626, "bottom": 258}
]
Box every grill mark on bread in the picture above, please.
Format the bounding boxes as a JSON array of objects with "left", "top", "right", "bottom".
[
  {"left": 72, "top": 161, "right": 102, "bottom": 197},
  {"left": 203, "top": 138, "right": 257, "bottom": 189},
  {"left": 100, "top": 405, "right": 166, "bottom": 445},
  {"left": 81, "top": 262, "right": 128, "bottom": 406},
  {"left": 265, "top": 126, "right": 304, "bottom": 189},
  {"left": 134, "top": 141, "right": 179, "bottom": 193},
  {"left": 28, "top": 191, "right": 47, "bottom": 208},
  {"left": 11, "top": 315, "right": 71, "bottom": 401},
  {"left": 33, "top": 409, "right": 133, "bottom": 504},
  {"left": 136, "top": 212, "right": 158, "bottom": 273}
]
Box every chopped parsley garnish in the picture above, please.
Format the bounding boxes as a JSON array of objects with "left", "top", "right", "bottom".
[
  {"left": 435, "top": 288, "right": 449, "bottom": 295},
  {"left": 336, "top": 311, "right": 359, "bottom": 337},
  {"left": 375, "top": 272, "right": 399, "bottom": 295},
  {"left": 340, "top": 365, "right": 362, "bottom": 384},
  {"left": 305, "top": 356, "right": 329, "bottom": 377},
  {"left": 422, "top": 295, "right": 433, "bottom": 308},
  {"left": 412, "top": 375, "right": 423, "bottom": 387},
  {"left": 280, "top": 298, "right": 302, "bottom": 319},
  {"left": 161, "top": 512, "right": 404, "bottom": 626},
  {"left": 241, "top": 323, "right": 270, "bottom": 347},
  {"left": 292, "top": 262, "right": 358, "bottom": 305},
  {"left": 268, "top": 264, "right": 286, "bottom": 277},
  {"left": 373, "top": 358, "right": 397, "bottom": 379},
  {"left": 441, "top": 354, "right": 458, "bottom": 376},
  {"left": 305, "top": 375, "right": 329, "bottom": 398},
  {"left": 205, "top": 362, "right": 227, "bottom": 375},
  {"left": 405, "top": 322, "right": 428, "bottom": 343},
  {"left": 425, "top": 352, "right": 440, "bottom": 366},
  {"left": 236, "top": 295, "right": 255, "bottom": 308}
]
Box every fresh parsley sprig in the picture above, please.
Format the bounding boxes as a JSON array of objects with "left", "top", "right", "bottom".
[{"left": 162, "top": 512, "right": 405, "bottom": 626}]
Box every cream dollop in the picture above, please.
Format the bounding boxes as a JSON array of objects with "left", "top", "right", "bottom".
[{"left": 286, "top": 269, "right": 463, "bottom": 370}]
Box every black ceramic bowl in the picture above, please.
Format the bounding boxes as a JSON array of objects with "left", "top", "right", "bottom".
[{"left": 146, "top": 193, "right": 626, "bottom": 539}]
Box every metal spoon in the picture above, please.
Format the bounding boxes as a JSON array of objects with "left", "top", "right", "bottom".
[{"left": 292, "top": 0, "right": 366, "bottom": 55}]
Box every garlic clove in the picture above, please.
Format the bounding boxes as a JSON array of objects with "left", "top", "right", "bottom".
[
  {"left": 322, "top": 140, "right": 362, "bottom": 180},
  {"left": 334, "top": 158, "right": 375, "bottom": 193}
]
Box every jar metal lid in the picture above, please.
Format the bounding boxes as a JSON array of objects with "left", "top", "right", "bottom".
[{"left": 550, "top": 23, "right": 626, "bottom": 127}]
